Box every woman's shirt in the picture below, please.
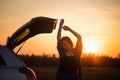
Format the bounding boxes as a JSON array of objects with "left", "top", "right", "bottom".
[{"left": 58, "top": 54, "right": 78, "bottom": 74}]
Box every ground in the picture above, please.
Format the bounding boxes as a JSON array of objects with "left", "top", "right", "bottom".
[{"left": 32, "top": 67, "right": 120, "bottom": 80}]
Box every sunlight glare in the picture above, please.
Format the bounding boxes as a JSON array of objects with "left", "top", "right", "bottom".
[{"left": 83, "top": 39, "right": 99, "bottom": 54}]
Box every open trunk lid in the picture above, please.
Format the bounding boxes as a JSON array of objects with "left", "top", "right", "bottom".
[{"left": 6, "top": 16, "right": 58, "bottom": 49}]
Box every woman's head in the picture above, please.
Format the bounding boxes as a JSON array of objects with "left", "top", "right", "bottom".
[{"left": 60, "top": 36, "right": 73, "bottom": 51}]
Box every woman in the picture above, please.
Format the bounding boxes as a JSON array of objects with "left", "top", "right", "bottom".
[{"left": 56, "top": 19, "right": 83, "bottom": 80}]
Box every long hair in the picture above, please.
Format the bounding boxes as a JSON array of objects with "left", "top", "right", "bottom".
[{"left": 60, "top": 36, "right": 73, "bottom": 48}]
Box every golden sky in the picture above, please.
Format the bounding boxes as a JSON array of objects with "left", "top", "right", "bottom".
[{"left": 0, "top": 0, "right": 120, "bottom": 57}]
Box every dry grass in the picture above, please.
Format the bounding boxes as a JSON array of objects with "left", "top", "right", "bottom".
[{"left": 32, "top": 67, "right": 120, "bottom": 80}]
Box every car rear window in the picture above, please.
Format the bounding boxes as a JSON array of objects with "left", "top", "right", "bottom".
[{"left": 0, "top": 54, "right": 6, "bottom": 65}]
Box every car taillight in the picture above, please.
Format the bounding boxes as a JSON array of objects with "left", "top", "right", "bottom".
[{"left": 19, "top": 67, "right": 37, "bottom": 80}]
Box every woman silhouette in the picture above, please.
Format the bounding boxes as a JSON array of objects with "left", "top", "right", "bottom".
[{"left": 56, "top": 19, "right": 83, "bottom": 80}]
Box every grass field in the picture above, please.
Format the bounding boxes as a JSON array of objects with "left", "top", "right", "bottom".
[{"left": 32, "top": 67, "right": 120, "bottom": 80}]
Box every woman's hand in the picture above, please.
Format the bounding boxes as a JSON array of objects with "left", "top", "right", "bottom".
[
  {"left": 63, "top": 26, "right": 71, "bottom": 31},
  {"left": 59, "top": 19, "right": 64, "bottom": 27}
]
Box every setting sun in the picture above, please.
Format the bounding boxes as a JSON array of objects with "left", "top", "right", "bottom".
[{"left": 83, "top": 39, "right": 100, "bottom": 54}]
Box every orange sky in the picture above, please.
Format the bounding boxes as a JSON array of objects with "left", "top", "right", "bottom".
[{"left": 0, "top": 0, "right": 120, "bottom": 57}]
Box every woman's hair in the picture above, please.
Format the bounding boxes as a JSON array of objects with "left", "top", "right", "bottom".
[{"left": 60, "top": 36, "right": 73, "bottom": 48}]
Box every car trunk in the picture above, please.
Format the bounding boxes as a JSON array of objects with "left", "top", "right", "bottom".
[{"left": 6, "top": 16, "right": 58, "bottom": 49}]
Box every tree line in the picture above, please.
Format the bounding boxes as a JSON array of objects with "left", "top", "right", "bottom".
[{"left": 19, "top": 53, "right": 120, "bottom": 68}]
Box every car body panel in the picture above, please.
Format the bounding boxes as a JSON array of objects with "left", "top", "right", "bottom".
[
  {"left": 0, "top": 45, "right": 27, "bottom": 80},
  {"left": 0, "top": 45, "right": 26, "bottom": 67},
  {"left": 0, "top": 67, "right": 26, "bottom": 80},
  {"left": 0, "top": 45, "right": 36, "bottom": 80},
  {"left": 6, "top": 16, "right": 58, "bottom": 49}
]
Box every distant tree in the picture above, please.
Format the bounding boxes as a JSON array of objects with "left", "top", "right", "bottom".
[
  {"left": 52, "top": 54, "right": 56, "bottom": 58},
  {"left": 118, "top": 53, "right": 120, "bottom": 59}
]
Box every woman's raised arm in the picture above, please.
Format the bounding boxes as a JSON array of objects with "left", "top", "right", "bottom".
[
  {"left": 57, "top": 19, "right": 64, "bottom": 42},
  {"left": 62, "top": 26, "right": 81, "bottom": 40}
]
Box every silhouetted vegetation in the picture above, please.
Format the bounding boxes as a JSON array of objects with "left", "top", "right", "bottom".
[
  {"left": 19, "top": 53, "right": 58, "bottom": 67},
  {"left": 82, "top": 54, "right": 120, "bottom": 67},
  {"left": 19, "top": 53, "right": 120, "bottom": 68}
]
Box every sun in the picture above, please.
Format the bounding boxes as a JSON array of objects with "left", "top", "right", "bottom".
[{"left": 83, "top": 39, "right": 99, "bottom": 54}]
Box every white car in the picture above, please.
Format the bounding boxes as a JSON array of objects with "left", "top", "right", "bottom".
[
  {"left": 0, "top": 16, "right": 58, "bottom": 80},
  {"left": 0, "top": 45, "right": 36, "bottom": 80}
]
